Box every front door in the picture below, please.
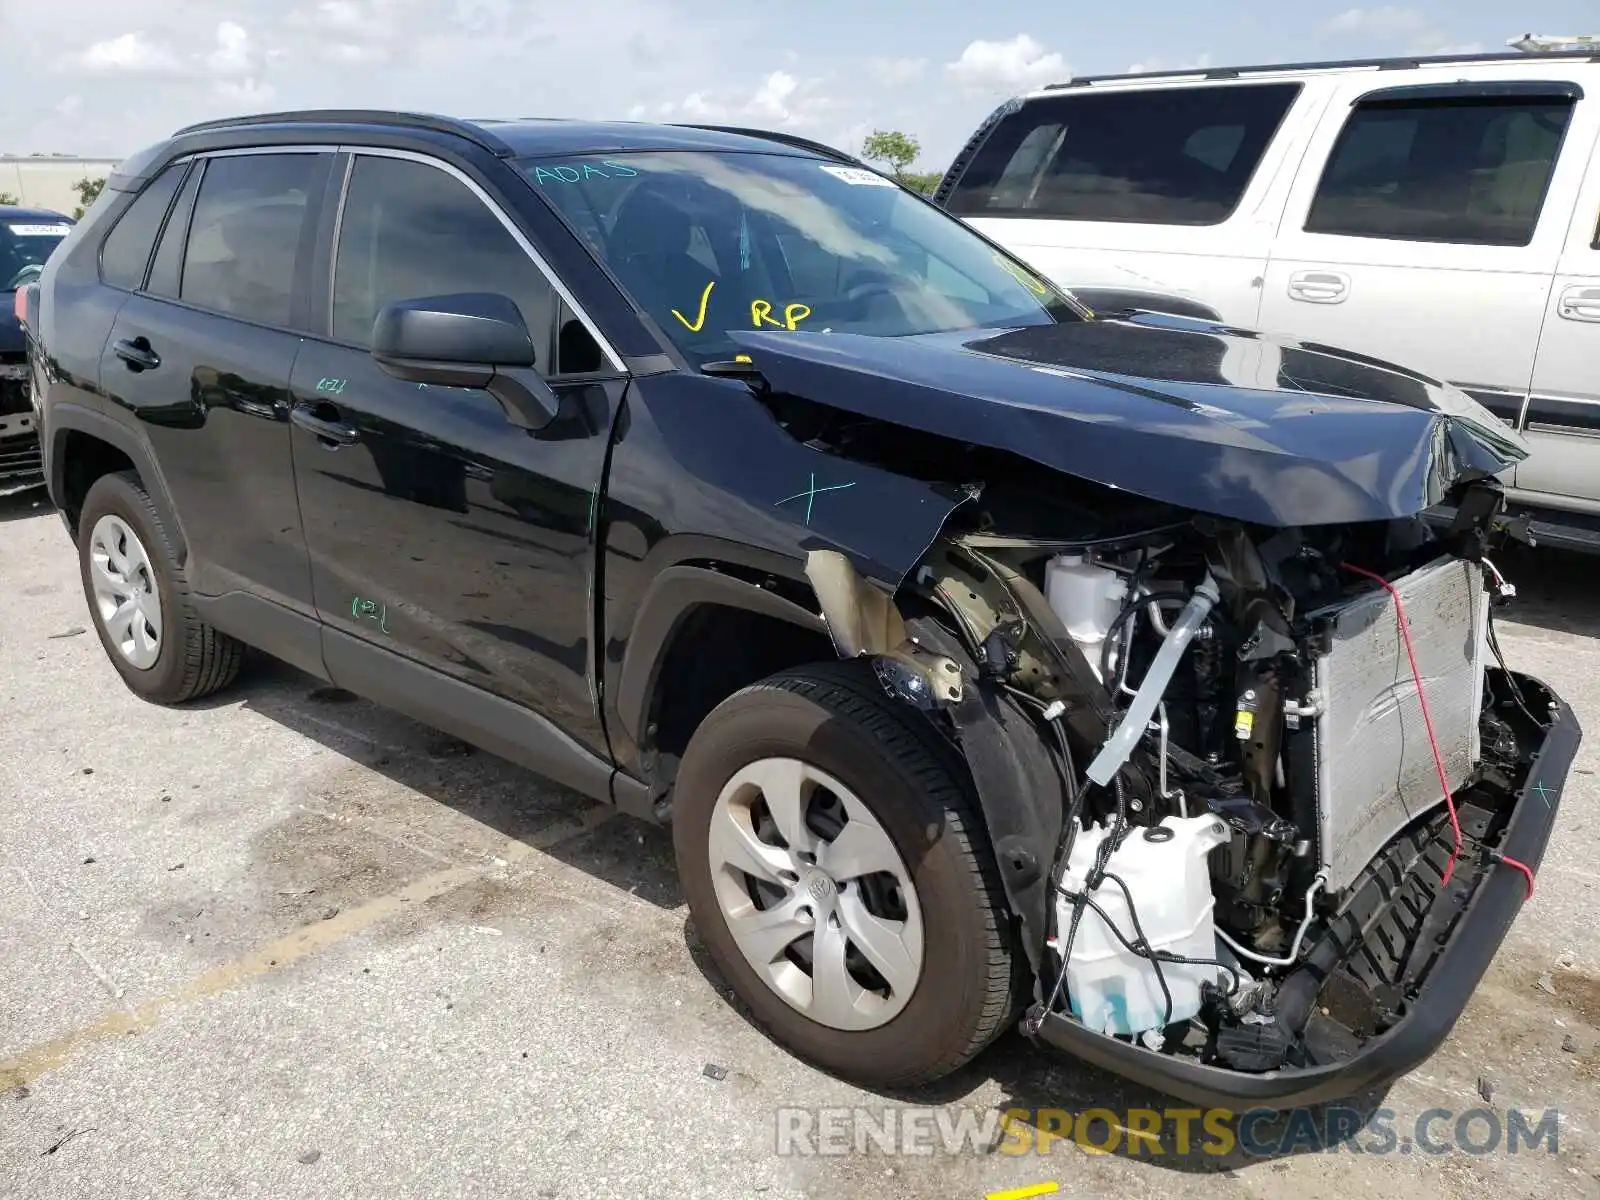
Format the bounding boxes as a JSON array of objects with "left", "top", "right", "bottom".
[
  {"left": 1520, "top": 124, "right": 1600, "bottom": 513},
  {"left": 1258, "top": 79, "right": 1587, "bottom": 449},
  {"left": 288, "top": 151, "right": 624, "bottom": 759}
]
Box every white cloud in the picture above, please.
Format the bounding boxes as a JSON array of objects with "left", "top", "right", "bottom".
[
  {"left": 1319, "top": 7, "right": 1430, "bottom": 38},
  {"left": 11, "top": 2, "right": 988, "bottom": 170},
  {"left": 1125, "top": 52, "right": 1214, "bottom": 75},
  {"left": 648, "top": 69, "right": 832, "bottom": 130},
  {"left": 206, "top": 22, "right": 254, "bottom": 74},
  {"left": 1410, "top": 40, "right": 1485, "bottom": 56},
  {"left": 870, "top": 56, "right": 927, "bottom": 86},
  {"left": 945, "top": 34, "right": 1066, "bottom": 94},
  {"left": 748, "top": 71, "right": 799, "bottom": 120},
  {"left": 74, "top": 31, "right": 183, "bottom": 75}
]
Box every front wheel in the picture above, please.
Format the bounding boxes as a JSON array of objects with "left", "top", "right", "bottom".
[{"left": 672, "top": 661, "right": 1016, "bottom": 1088}]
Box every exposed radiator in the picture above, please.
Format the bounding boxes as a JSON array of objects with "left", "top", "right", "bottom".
[{"left": 1310, "top": 558, "right": 1488, "bottom": 892}]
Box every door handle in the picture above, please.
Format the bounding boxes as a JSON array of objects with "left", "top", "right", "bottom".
[
  {"left": 1558, "top": 285, "right": 1600, "bottom": 323},
  {"left": 290, "top": 402, "right": 361, "bottom": 448},
  {"left": 113, "top": 337, "right": 161, "bottom": 371},
  {"left": 1287, "top": 270, "right": 1350, "bottom": 304}
]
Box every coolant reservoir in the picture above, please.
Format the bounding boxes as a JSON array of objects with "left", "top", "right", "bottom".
[
  {"left": 1045, "top": 555, "right": 1127, "bottom": 668},
  {"left": 1055, "top": 814, "right": 1231, "bottom": 1038}
]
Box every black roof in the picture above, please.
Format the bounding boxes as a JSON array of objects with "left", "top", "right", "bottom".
[
  {"left": 0, "top": 205, "right": 74, "bottom": 224},
  {"left": 168, "top": 110, "right": 860, "bottom": 163}
]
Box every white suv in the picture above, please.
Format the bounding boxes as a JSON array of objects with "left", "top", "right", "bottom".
[{"left": 937, "top": 48, "right": 1600, "bottom": 551}]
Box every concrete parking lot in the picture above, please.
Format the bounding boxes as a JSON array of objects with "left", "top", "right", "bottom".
[{"left": 2, "top": 488, "right": 1598, "bottom": 1200}]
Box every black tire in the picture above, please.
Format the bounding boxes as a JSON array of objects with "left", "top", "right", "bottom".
[
  {"left": 673, "top": 660, "right": 1016, "bottom": 1088},
  {"left": 77, "top": 470, "right": 243, "bottom": 704}
]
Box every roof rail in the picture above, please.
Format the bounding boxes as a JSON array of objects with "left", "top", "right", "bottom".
[
  {"left": 170, "top": 109, "right": 517, "bottom": 157},
  {"left": 673, "top": 124, "right": 864, "bottom": 165},
  {"left": 1047, "top": 47, "right": 1600, "bottom": 89}
]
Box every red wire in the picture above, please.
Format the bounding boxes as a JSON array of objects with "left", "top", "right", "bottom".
[{"left": 1339, "top": 562, "right": 1535, "bottom": 900}]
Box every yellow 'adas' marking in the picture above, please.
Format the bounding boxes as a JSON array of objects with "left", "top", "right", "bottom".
[
  {"left": 672, "top": 281, "right": 715, "bottom": 332},
  {"left": 993, "top": 253, "right": 1052, "bottom": 297}
]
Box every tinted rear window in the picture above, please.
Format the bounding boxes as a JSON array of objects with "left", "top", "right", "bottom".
[
  {"left": 180, "top": 153, "right": 325, "bottom": 327},
  {"left": 944, "top": 83, "right": 1301, "bottom": 225},
  {"left": 1305, "top": 94, "right": 1574, "bottom": 246},
  {"left": 100, "top": 162, "right": 185, "bottom": 290}
]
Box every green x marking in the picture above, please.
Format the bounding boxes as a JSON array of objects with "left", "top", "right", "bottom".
[{"left": 775, "top": 472, "right": 856, "bottom": 526}]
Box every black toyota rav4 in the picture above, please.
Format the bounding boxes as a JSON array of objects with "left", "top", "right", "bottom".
[{"left": 22, "top": 110, "right": 1581, "bottom": 1108}]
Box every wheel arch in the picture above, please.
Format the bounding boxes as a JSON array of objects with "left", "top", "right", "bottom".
[
  {"left": 48, "top": 403, "right": 187, "bottom": 560},
  {"left": 618, "top": 562, "right": 835, "bottom": 798}
]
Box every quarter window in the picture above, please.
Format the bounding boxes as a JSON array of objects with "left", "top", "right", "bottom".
[
  {"left": 943, "top": 83, "right": 1302, "bottom": 225},
  {"left": 180, "top": 153, "right": 325, "bottom": 326},
  {"left": 332, "top": 155, "right": 564, "bottom": 365},
  {"left": 100, "top": 162, "right": 186, "bottom": 290},
  {"left": 1306, "top": 94, "right": 1575, "bottom": 246}
]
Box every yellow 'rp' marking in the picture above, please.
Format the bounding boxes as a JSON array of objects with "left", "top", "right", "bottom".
[
  {"left": 751, "top": 299, "right": 812, "bottom": 330},
  {"left": 672, "top": 281, "right": 716, "bottom": 332}
]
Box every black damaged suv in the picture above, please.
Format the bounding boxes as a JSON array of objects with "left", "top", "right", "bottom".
[
  {"left": 22, "top": 110, "right": 1580, "bottom": 1107},
  {"left": 3, "top": 206, "right": 73, "bottom": 494}
]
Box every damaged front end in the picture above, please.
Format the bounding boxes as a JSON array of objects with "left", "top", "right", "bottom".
[{"left": 804, "top": 485, "right": 1579, "bottom": 1109}]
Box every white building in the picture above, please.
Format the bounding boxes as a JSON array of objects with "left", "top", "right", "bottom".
[{"left": 0, "top": 156, "right": 124, "bottom": 217}]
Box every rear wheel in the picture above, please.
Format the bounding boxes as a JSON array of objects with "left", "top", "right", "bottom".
[
  {"left": 672, "top": 660, "right": 1016, "bottom": 1087},
  {"left": 77, "top": 471, "right": 243, "bottom": 704}
]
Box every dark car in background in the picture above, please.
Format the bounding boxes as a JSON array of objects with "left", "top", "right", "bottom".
[{"left": 3, "top": 206, "right": 74, "bottom": 494}]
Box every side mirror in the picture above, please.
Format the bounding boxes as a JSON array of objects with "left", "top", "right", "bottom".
[{"left": 370, "top": 292, "right": 560, "bottom": 431}]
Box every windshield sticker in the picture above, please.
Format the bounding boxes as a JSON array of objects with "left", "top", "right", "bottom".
[
  {"left": 529, "top": 160, "right": 640, "bottom": 185},
  {"left": 7, "top": 223, "right": 71, "bottom": 237},
  {"left": 671, "top": 281, "right": 716, "bottom": 332},
  {"left": 751, "top": 299, "right": 812, "bottom": 331},
  {"left": 819, "top": 165, "right": 896, "bottom": 188}
]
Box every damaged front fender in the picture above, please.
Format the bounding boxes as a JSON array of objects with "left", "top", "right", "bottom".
[{"left": 804, "top": 541, "right": 1115, "bottom": 980}]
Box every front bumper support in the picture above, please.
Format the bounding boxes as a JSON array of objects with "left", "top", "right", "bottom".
[{"left": 1024, "top": 670, "right": 1581, "bottom": 1110}]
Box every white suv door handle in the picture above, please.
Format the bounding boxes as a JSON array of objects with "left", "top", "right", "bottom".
[
  {"left": 1558, "top": 285, "right": 1600, "bottom": 323},
  {"left": 1287, "top": 270, "right": 1350, "bottom": 304}
]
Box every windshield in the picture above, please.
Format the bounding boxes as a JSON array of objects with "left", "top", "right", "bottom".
[
  {"left": 521, "top": 150, "right": 1084, "bottom": 365},
  {"left": 1, "top": 218, "right": 72, "bottom": 290}
]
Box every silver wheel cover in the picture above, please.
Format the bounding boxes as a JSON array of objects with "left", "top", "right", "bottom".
[
  {"left": 88, "top": 514, "right": 163, "bottom": 670},
  {"left": 707, "top": 757, "right": 924, "bottom": 1031}
]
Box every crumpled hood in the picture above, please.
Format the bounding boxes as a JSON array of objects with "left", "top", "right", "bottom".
[{"left": 729, "top": 312, "right": 1528, "bottom": 528}]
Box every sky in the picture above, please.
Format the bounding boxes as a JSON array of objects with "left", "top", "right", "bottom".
[{"left": 2, "top": 1, "right": 1596, "bottom": 168}]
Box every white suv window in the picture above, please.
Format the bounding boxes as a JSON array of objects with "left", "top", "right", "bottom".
[
  {"left": 1305, "top": 91, "right": 1576, "bottom": 247},
  {"left": 943, "top": 82, "right": 1302, "bottom": 226}
]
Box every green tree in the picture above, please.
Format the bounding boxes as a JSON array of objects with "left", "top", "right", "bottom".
[
  {"left": 71, "top": 176, "right": 106, "bottom": 219},
  {"left": 861, "top": 129, "right": 921, "bottom": 181},
  {"left": 900, "top": 171, "right": 945, "bottom": 197},
  {"left": 0, "top": 191, "right": 18, "bottom": 205}
]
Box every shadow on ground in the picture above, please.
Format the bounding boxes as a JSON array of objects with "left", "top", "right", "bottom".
[
  {"left": 1497, "top": 543, "right": 1600, "bottom": 639},
  {"left": 0, "top": 488, "right": 51, "bottom": 525}
]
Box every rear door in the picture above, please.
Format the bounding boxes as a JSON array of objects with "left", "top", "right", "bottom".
[
  {"left": 288, "top": 149, "right": 625, "bottom": 761},
  {"left": 1258, "top": 79, "right": 1587, "bottom": 439},
  {"left": 97, "top": 149, "right": 331, "bottom": 618},
  {"left": 1519, "top": 119, "right": 1600, "bottom": 512},
  {"left": 940, "top": 81, "right": 1315, "bottom": 324}
]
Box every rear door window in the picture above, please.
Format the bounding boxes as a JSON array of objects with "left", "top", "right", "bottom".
[
  {"left": 943, "top": 83, "right": 1301, "bottom": 225},
  {"left": 1305, "top": 92, "right": 1575, "bottom": 246},
  {"left": 180, "top": 152, "right": 326, "bottom": 327},
  {"left": 99, "top": 162, "right": 186, "bottom": 290}
]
